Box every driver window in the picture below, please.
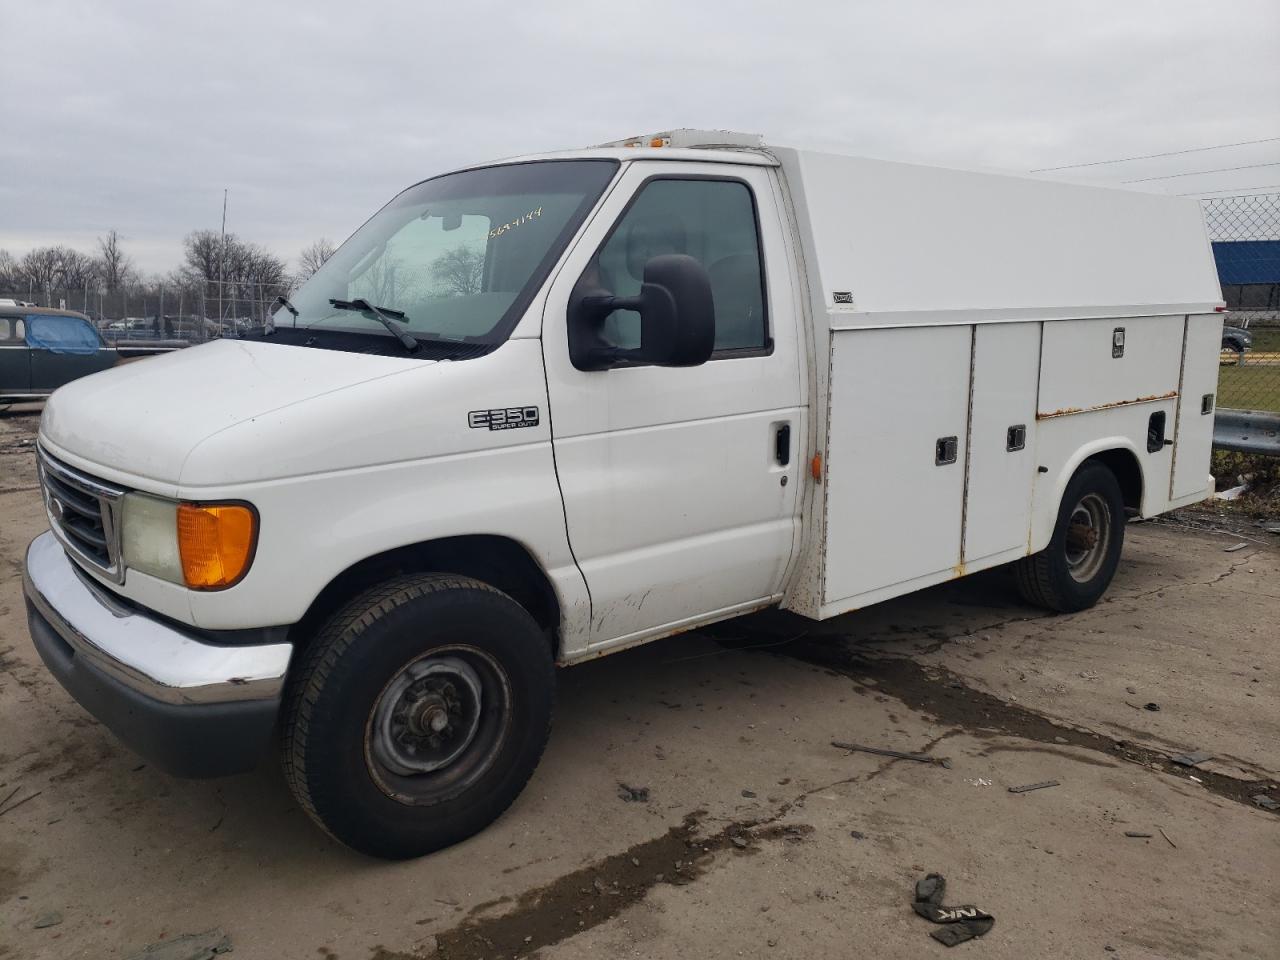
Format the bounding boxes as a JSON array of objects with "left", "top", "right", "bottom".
[{"left": 592, "top": 178, "right": 768, "bottom": 354}]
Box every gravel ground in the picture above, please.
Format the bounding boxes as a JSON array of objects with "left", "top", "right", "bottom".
[{"left": 1, "top": 405, "right": 1277, "bottom": 960}]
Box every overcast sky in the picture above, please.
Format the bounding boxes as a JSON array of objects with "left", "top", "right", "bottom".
[{"left": 2, "top": 0, "right": 1278, "bottom": 275}]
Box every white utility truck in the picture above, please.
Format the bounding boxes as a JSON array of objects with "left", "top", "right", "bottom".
[{"left": 23, "top": 130, "right": 1223, "bottom": 858}]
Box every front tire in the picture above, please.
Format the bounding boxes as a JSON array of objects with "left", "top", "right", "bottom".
[
  {"left": 282, "top": 574, "right": 554, "bottom": 859},
  {"left": 1015, "top": 460, "right": 1125, "bottom": 613}
]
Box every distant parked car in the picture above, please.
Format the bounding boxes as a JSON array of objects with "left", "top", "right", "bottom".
[
  {"left": 1221, "top": 324, "right": 1253, "bottom": 364},
  {"left": 0, "top": 306, "right": 119, "bottom": 406}
]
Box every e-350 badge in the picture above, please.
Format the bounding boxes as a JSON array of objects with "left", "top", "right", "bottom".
[{"left": 468, "top": 406, "right": 540, "bottom": 431}]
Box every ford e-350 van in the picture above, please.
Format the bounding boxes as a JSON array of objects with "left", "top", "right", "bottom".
[{"left": 23, "top": 130, "right": 1224, "bottom": 858}]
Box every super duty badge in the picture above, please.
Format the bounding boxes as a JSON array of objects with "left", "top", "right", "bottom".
[{"left": 468, "top": 406, "right": 540, "bottom": 431}]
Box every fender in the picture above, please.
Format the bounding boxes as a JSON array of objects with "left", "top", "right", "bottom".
[{"left": 1029, "top": 435, "right": 1146, "bottom": 555}]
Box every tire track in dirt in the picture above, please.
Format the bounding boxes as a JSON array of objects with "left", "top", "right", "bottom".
[
  {"left": 414, "top": 813, "right": 813, "bottom": 960},
  {"left": 742, "top": 632, "right": 1280, "bottom": 815}
]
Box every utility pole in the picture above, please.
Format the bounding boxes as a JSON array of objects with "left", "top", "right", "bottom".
[{"left": 218, "top": 188, "right": 228, "bottom": 336}]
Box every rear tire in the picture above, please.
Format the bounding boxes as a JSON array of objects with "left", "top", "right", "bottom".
[
  {"left": 1015, "top": 460, "right": 1125, "bottom": 613},
  {"left": 282, "top": 573, "right": 554, "bottom": 859}
]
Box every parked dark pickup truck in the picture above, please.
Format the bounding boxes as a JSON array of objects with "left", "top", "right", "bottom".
[
  {"left": 1221, "top": 324, "right": 1252, "bottom": 355},
  {"left": 0, "top": 306, "right": 120, "bottom": 407}
]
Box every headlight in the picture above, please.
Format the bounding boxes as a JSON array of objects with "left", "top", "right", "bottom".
[
  {"left": 121, "top": 493, "right": 182, "bottom": 583},
  {"left": 121, "top": 495, "right": 257, "bottom": 590}
]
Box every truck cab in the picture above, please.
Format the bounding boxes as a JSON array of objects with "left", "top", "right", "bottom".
[
  {"left": 22, "top": 130, "right": 1224, "bottom": 858},
  {"left": 1, "top": 306, "right": 118, "bottom": 405}
]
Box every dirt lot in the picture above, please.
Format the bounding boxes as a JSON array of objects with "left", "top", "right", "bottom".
[{"left": 1, "top": 405, "right": 1278, "bottom": 960}]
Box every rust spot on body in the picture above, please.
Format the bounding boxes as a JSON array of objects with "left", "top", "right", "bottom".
[{"left": 1037, "top": 391, "right": 1177, "bottom": 420}]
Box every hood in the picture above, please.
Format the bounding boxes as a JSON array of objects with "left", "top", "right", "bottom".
[{"left": 40, "top": 339, "right": 429, "bottom": 484}]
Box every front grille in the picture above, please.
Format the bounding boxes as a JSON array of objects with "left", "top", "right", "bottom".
[{"left": 37, "top": 446, "right": 126, "bottom": 583}]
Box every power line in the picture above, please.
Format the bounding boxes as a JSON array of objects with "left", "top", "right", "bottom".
[
  {"left": 1179, "top": 184, "right": 1280, "bottom": 197},
  {"left": 1122, "top": 161, "right": 1280, "bottom": 183},
  {"left": 1031, "top": 136, "right": 1280, "bottom": 172}
]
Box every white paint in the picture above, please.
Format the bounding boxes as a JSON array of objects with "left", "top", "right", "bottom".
[
  {"left": 770, "top": 146, "right": 1221, "bottom": 324},
  {"left": 823, "top": 325, "right": 971, "bottom": 606},
  {"left": 964, "top": 322, "right": 1041, "bottom": 563},
  {"left": 541, "top": 162, "right": 804, "bottom": 647},
  {"left": 1170, "top": 314, "right": 1224, "bottom": 500},
  {"left": 1038, "top": 315, "right": 1184, "bottom": 417},
  {"left": 34, "top": 135, "right": 1225, "bottom": 663}
]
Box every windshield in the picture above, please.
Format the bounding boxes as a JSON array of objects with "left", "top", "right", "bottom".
[{"left": 283, "top": 160, "right": 618, "bottom": 348}]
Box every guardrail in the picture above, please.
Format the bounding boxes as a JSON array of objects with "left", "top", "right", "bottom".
[{"left": 1213, "top": 408, "right": 1280, "bottom": 455}]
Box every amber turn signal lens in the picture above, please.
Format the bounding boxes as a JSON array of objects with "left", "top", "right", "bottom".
[{"left": 177, "top": 503, "right": 257, "bottom": 589}]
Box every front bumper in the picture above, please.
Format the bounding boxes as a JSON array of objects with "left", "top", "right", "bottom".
[{"left": 23, "top": 531, "right": 293, "bottom": 778}]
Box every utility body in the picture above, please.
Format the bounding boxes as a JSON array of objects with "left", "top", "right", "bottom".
[{"left": 22, "top": 130, "right": 1224, "bottom": 857}]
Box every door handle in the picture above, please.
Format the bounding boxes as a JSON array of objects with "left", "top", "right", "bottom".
[
  {"left": 935, "top": 436, "right": 958, "bottom": 465},
  {"left": 775, "top": 424, "right": 791, "bottom": 466}
]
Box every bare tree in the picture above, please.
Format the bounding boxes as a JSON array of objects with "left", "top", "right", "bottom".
[
  {"left": 181, "top": 229, "right": 224, "bottom": 297},
  {"left": 182, "top": 230, "right": 291, "bottom": 321},
  {"left": 431, "top": 245, "right": 485, "bottom": 296},
  {"left": 0, "top": 249, "right": 16, "bottom": 292},
  {"left": 297, "top": 238, "right": 337, "bottom": 280},
  {"left": 17, "top": 246, "right": 98, "bottom": 301},
  {"left": 19, "top": 247, "right": 65, "bottom": 300},
  {"left": 96, "top": 229, "right": 134, "bottom": 292},
  {"left": 59, "top": 248, "right": 98, "bottom": 290}
]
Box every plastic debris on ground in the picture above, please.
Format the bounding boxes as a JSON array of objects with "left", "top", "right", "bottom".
[
  {"left": 911, "top": 873, "right": 994, "bottom": 947},
  {"left": 616, "top": 782, "right": 650, "bottom": 803},
  {"left": 124, "top": 929, "right": 232, "bottom": 960}
]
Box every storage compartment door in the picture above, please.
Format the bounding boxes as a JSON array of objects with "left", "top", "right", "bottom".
[
  {"left": 963, "top": 322, "right": 1041, "bottom": 563},
  {"left": 823, "top": 325, "right": 971, "bottom": 607},
  {"left": 1171, "top": 314, "right": 1224, "bottom": 500}
]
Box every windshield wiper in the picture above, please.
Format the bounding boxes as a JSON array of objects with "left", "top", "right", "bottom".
[
  {"left": 266, "top": 295, "right": 299, "bottom": 335},
  {"left": 328, "top": 298, "right": 418, "bottom": 352},
  {"left": 273, "top": 295, "right": 299, "bottom": 318}
]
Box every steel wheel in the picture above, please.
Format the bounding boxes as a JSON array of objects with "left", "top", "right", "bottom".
[
  {"left": 1014, "top": 460, "right": 1126, "bottom": 613},
  {"left": 1064, "top": 492, "right": 1112, "bottom": 584},
  {"left": 364, "top": 645, "right": 513, "bottom": 806}
]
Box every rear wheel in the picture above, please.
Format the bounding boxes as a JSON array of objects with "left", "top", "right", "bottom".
[
  {"left": 1015, "top": 460, "right": 1125, "bottom": 612},
  {"left": 282, "top": 573, "right": 554, "bottom": 859}
]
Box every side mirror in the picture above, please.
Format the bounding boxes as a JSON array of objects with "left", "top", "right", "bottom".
[{"left": 568, "top": 254, "right": 715, "bottom": 371}]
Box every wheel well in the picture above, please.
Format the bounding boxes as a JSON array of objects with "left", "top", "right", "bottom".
[
  {"left": 1086, "top": 448, "right": 1143, "bottom": 513},
  {"left": 291, "top": 536, "right": 561, "bottom": 655}
]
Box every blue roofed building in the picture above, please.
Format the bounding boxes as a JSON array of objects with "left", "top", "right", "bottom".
[{"left": 1212, "top": 239, "right": 1280, "bottom": 313}]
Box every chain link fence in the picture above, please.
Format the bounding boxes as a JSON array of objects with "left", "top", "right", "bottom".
[
  {"left": 1203, "top": 192, "right": 1280, "bottom": 414},
  {"left": 0, "top": 279, "right": 292, "bottom": 344}
]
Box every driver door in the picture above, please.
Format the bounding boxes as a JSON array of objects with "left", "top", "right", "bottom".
[
  {"left": 1, "top": 317, "right": 32, "bottom": 394},
  {"left": 543, "top": 162, "right": 805, "bottom": 650}
]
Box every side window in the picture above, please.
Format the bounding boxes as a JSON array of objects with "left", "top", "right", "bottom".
[
  {"left": 591, "top": 179, "right": 768, "bottom": 355},
  {"left": 0, "top": 318, "right": 11, "bottom": 341},
  {"left": 15, "top": 318, "right": 24, "bottom": 340}
]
